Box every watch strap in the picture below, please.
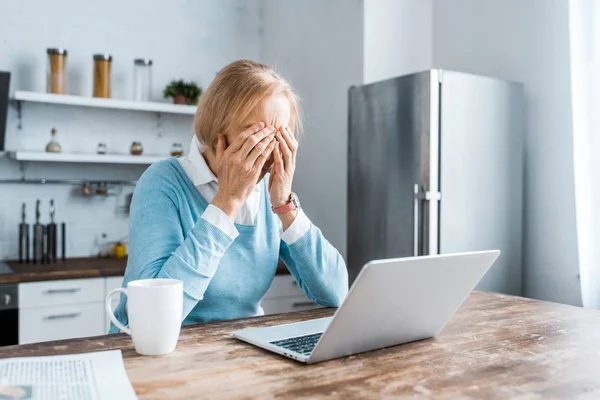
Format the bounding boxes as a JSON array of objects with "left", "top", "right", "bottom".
[{"left": 272, "top": 193, "right": 299, "bottom": 215}]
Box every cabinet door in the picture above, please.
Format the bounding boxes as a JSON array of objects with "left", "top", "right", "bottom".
[{"left": 19, "top": 303, "right": 105, "bottom": 344}]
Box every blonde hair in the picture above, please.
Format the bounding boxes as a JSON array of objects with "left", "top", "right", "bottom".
[{"left": 194, "top": 60, "right": 301, "bottom": 152}]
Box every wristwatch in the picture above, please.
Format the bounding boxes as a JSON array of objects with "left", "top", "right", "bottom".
[{"left": 272, "top": 192, "right": 300, "bottom": 215}]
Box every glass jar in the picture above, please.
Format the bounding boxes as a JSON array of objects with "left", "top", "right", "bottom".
[
  {"left": 97, "top": 143, "right": 108, "bottom": 155},
  {"left": 130, "top": 141, "right": 143, "bottom": 156},
  {"left": 133, "top": 59, "right": 152, "bottom": 102},
  {"left": 96, "top": 182, "right": 108, "bottom": 196},
  {"left": 45, "top": 128, "right": 62, "bottom": 153},
  {"left": 47, "top": 48, "right": 67, "bottom": 94},
  {"left": 170, "top": 142, "right": 183, "bottom": 157},
  {"left": 93, "top": 54, "right": 112, "bottom": 98},
  {"left": 81, "top": 182, "right": 93, "bottom": 196}
]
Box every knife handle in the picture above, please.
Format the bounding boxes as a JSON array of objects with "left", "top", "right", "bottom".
[
  {"left": 42, "top": 225, "right": 48, "bottom": 264},
  {"left": 18, "top": 224, "right": 24, "bottom": 263},
  {"left": 61, "top": 223, "right": 66, "bottom": 261},
  {"left": 33, "top": 224, "right": 43, "bottom": 264},
  {"left": 36, "top": 199, "right": 41, "bottom": 224},
  {"left": 26, "top": 224, "right": 30, "bottom": 263},
  {"left": 48, "top": 223, "right": 57, "bottom": 263}
]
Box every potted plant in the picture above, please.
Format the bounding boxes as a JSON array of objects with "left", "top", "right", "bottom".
[{"left": 163, "top": 79, "right": 202, "bottom": 105}]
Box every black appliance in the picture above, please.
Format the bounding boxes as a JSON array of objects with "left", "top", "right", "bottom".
[
  {"left": 0, "top": 262, "right": 17, "bottom": 346},
  {"left": 0, "top": 283, "right": 18, "bottom": 346},
  {"left": 0, "top": 71, "right": 9, "bottom": 151}
]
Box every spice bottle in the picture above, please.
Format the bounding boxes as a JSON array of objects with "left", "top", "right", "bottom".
[
  {"left": 82, "top": 182, "right": 93, "bottom": 196},
  {"left": 45, "top": 128, "right": 62, "bottom": 153},
  {"left": 96, "top": 182, "right": 108, "bottom": 196},
  {"left": 130, "top": 141, "right": 143, "bottom": 156},
  {"left": 97, "top": 142, "right": 108, "bottom": 155},
  {"left": 93, "top": 54, "right": 112, "bottom": 98},
  {"left": 47, "top": 48, "right": 67, "bottom": 94},
  {"left": 171, "top": 143, "right": 183, "bottom": 157}
]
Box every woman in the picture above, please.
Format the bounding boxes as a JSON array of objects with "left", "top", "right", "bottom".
[{"left": 109, "top": 60, "right": 348, "bottom": 331}]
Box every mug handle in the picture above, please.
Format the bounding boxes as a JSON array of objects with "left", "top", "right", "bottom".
[{"left": 106, "top": 288, "right": 131, "bottom": 335}]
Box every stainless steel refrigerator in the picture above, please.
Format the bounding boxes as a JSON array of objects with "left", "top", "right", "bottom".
[{"left": 347, "top": 69, "right": 523, "bottom": 295}]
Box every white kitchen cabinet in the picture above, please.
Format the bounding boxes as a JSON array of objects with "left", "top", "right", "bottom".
[
  {"left": 19, "top": 303, "right": 105, "bottom": 344},
  {"left": 105, "top": 276, "right": 124, "bottom": 333},
  {"left": 19, "top": 278, "right": 108, "bottom": 344},
  {"left": 260, "top": 275, "right": 320, "bottom": 315}
]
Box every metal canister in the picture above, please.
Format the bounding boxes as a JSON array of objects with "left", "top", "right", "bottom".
[
  {"left": 47, "top": 48, "right": 67, "bottom": 94},
  {"left": 93, "top": 54, "right": 112, "bottom": 98}
]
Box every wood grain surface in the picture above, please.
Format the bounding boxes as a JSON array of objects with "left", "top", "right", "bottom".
[
  {"left": 1, "top": 258, "right": 289, "bottom": 284},
  {"left": 1, "top": 257, "right": 127, "bottom": 284},
  {"left": 1, "top": 291, "right": 600, "bottom": 399}
]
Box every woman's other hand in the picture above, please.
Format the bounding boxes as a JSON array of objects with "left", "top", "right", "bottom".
[
  {"left": 212, "top": 122, "right": 277, "bottom": 221},
  {"left": 269, "top": 126, "right": 298, "bottom": 230}
]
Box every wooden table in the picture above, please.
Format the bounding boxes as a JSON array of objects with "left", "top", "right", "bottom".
[{"left": 2, "top": 291, "right": 600, "bottom": 399}]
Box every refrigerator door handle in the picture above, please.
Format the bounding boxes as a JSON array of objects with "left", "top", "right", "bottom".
[
  {"left": 413, "top": 184, "right": 420, "bottom": 256},
  {"left": 423, "top": 190, "right": 441, "bottom": 255},
  {"left": 414, "top": 186, "right": 441, "bottom": 256}
]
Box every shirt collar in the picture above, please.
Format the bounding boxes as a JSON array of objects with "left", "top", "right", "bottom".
[{"left": 186, "top": 136, "right": 217, "bottom": 186}]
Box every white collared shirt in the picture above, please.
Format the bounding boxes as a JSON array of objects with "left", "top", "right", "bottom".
[{"left": 178, "top": 136, "right": 310, "bottom": 244}]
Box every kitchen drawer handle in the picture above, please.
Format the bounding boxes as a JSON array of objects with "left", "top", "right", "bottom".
[
  {"left": 44, "top": 312, "right": 82, "bottom": 320},
  {"left": 45, "top": 288, "right": 81, "bottom": 294},
  {"left": 292, "top": 302, "right": 315, "bottom": 308}
]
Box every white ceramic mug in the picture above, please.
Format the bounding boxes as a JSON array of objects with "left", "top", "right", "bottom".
[{"left": 106, "top": 278, "right": 183, "bottom": 356}]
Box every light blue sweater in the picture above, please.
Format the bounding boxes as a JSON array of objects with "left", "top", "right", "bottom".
[{"left": 109, "top": 158, "right": 348, "bottom": 333}]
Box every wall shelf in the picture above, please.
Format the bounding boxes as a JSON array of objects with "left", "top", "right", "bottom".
[
  {"left": 13, "top": 91, "right": 197, "bottom": 115},
  {"left": 6, "top": 151, "right": 166, "bottom": 165}
]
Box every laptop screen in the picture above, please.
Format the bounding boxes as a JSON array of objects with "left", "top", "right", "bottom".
[{"left": 0, "top": 71, "right": 10, "bottom": 151}]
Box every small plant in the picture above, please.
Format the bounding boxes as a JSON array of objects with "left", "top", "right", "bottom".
[{"left": 163, "top": 79, "right": 202, "bottom": 105}]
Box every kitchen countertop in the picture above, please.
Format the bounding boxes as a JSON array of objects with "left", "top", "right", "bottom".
[
  {"left": 0, "top": 258, "right": 290, "bottom": 284},
  {"left": 2, "top": 291, "right": 600, "bottom": 399},
  {"left": 0, "top": 257, "right": 127, "bottom": 284}
]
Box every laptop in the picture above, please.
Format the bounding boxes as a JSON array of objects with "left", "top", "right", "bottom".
[{"left": 233, "top": 250, "right": 500, "bottom": 364}]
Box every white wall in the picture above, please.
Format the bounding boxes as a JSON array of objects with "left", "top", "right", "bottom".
[
  {"left": 0, "top": 0, "right": 262, "bottom": 259},
  {"left": 363, "top": 0, "right": 432, "bottom": 83},
  {"left": 1, "top": 0, "right": 581, "bottom": 306},
  {"left": 261, "top": 0, "right": 364, "bottom": 258},
  {"left": 433, "top": 0, "right": 581, "bottom": 305}
]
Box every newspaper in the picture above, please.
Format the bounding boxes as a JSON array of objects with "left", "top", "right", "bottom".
[{"left": 0, "top": 350, "right": 136, "bottom": 400}]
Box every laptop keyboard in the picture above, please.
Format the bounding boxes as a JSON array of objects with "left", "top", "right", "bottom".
[{"left": 270, "top": 332, "right": 323, "bottom": 355}]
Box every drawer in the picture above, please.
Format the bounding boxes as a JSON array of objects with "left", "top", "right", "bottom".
[
  {"left": 261, "top": 296, "right": 320, "bottom": 315},
  {"left": 263, "top": 275, "right": 305, "bottom": 300},
  {"left": 19, "top": 278, "right": 105, "bottom": 308},
  {"left": 19, "top": 303, "right": 105, "bottom": 344}
]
